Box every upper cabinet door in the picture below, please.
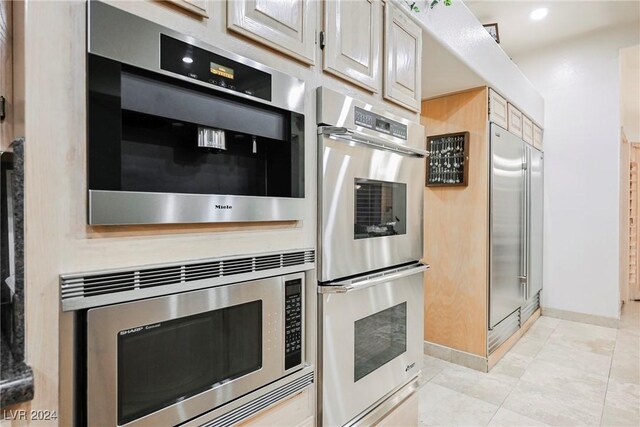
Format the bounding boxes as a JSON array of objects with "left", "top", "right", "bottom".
[
  {"left": 383, "top": 2, "right": 422, "bottom": 112},
  {"left": 489, "top": 89, "right": 508, "bottom": 129},
  {"left": 165, "top": 0, "right": 209, "bottom": 18},
  {"left": 507, "top": 103, "right": 523, "bottom": 138},
  {"left": 533, "top": 124, "right": 543, "bottom": 150},
  {"left": 323, "top": 0, "right": 382, "bottom": 93},
  {"left": 522, "top": 115, "right": 533, "bottom": 144},
  {"left": 227, "top": 0, "right": 316, "bottom": 65}
]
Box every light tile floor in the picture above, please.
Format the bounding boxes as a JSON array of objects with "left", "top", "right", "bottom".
[{"left": 418, "top": 301, "right": 640, "bottom": 426}]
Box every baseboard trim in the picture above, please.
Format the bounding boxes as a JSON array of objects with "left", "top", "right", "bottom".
[
  {"left": 423, "top": 341, "right": 488, "bottom": 373},
  {"left": 541, "top": 307, "right": 619, "bottom": 329}
]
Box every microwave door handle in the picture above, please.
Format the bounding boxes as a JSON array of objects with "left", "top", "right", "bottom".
[
  {"left": 318, "top": 126, "right": 428, "bottom": 158},
  {"left": 318, "top": 263, "right": 429, "bottom": 294}
]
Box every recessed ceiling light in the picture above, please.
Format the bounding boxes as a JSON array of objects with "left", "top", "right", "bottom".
[
  {"left": 182, "top": 56, "right": 194, "bottom": 64},
  {"left": 530, "top": 7, "right": 548, "bottom": 21}
]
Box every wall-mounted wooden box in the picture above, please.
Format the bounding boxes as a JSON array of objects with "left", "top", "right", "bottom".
[{"left": 426, "top": 132, "right": 469, "bottom": 187}]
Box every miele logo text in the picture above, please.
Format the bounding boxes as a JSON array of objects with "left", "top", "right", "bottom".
[
  {"left": 405, "top": 362, "right": 416, "bottom": 372},
  {"left": 119, "top": 327, "right": 143, "bottom": 336},
  {"left": 215, "top": 204, "right": 232, "bottom": 209}
]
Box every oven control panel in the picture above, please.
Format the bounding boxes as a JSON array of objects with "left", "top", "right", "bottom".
[{"left": 284, "top": 279, "right": 302, "bottom": 370}]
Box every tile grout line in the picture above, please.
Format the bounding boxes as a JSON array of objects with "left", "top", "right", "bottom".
[{"left": 598, "top": 320, "right": 621, "bottom": 426}]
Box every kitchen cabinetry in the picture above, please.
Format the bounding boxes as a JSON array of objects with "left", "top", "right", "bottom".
[
  {"left": 522, "top": 115, "right": 533, "bottom": 144},
  {"left": 1, "top": 0, "right": 12, "bottom": 152},
  {"left": 507, "top": 103, "right": 523, "bottom": 138},
  {"left": 227, "top": 0, "right": 316, "bottom": 64},
  {"left": 164, "top": 0, "right": 208, "bottom": 17},
  {"left": 323, "top": 0, "right": 382, "bottom": 93},
  {"left": 240, "top": 388, "right": 314, "bottom": 426},
  {"left": 533, "top": 124, "right": 543, "bottom": 150},
  {"left": 383, "top": 1, "right": 422, "bottom": 112},
  {"left": 488, "top": 89, "right": 507, "bottom": 129}
]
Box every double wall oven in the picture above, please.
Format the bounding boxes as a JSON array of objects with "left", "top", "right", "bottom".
[
  {"left": 87, "top": 1, "right": 305, "bottom": 225},
  {"left": 316, "top": 88, "right": 428, "bottom": 426}
]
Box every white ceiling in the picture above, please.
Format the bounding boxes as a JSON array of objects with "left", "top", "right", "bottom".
[{"left": 464, "top": 0, "right": 640, "bottom": 57}]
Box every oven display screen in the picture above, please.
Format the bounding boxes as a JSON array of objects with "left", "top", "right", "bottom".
[
  {"left": 354, "top": 179, "right": 407, "bottom": 239},
  {"left": 210, "top": 62, "right": 234, "bottom": 79}
]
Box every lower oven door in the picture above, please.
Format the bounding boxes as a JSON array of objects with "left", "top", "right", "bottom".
[
  {"left": 318, "top": 130, "right": 425, "bottom": 282},
  {"left": 319, "top": 263, "right": 427, "bottom": 427},
  {"left": 87, "top": 273, "right": 304, "bottom": 426}
]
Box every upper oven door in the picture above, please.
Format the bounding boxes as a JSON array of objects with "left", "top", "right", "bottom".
[
  {"left": 318, "top": 129, "right": 425, "bottom": 282},
  {"left": 320, "top": 263, "right": 427, "bottom": 427},
  {"left": 86, "top": 273, "right": 303, "bottom": 427}
]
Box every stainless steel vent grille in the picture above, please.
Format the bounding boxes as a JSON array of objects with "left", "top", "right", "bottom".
[
  {"left": 488, "top": 309, "right": 520, "bottom": 354},
  {"left": 521, "top": 291, "right": 541, "bottom": 323},
  {"left": 202, "top": 371, "right": 314, "bottom": 427},
  {"left": 60, "top": 249, "right": 314, "bottom": 311}
]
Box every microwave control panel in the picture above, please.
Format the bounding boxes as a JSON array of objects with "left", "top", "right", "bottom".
[{"left": 284, "top": 278, "right": 302, "bottom": 370}]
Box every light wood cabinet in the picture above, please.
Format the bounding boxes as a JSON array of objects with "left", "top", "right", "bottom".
[
  {"left": 323, "top": 0, "right": 382, "bottom": 93},
  {"left": 488, "top": 89, "right": 507, "bottom": 129},
  {"left": 1, "top": 0, "right": 13, "bottom": 152},
  {"left": 507, "top": 103, "right": 523, "bottom": 138},
  {"left": 227, "top": 0, "right": 316, "bottom": 64},
  {"left": 164, "top": 0, "right": 209, "bottom": 17},
  {"left": 240, "top": 388, "right": 314, "bottom": 427},
  {"left": 373, "top": 391, "right": 419, "bottom": 427},
  {"left": 522, "top": 115, "right": 533, "bottom": 144},
  {"left": 383, "top": 2, "right": 422, "bottom": 112},
  {"left": 533, "top": 124, "right": 543, "bottom": 150}
]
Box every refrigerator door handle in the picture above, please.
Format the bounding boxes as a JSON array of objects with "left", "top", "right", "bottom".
[{"left": 522, "top": 153, "right": 529, "bottom": 300}]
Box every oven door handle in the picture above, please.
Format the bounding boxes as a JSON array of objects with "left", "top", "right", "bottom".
[
  {"left": 318, "top": 263, "right": 429, "bottom": 294},
  {"left": 318, "top": 126, "right": 428, "bottom": 157}
]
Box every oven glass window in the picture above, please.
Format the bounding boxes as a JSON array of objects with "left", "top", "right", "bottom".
[
  {"left": 117, "top": 301, "right": 262, "bottom": 425},
  {"left": 354, "top": 179, "right": 407, "bottom": 239},
  {"left": 354, "top": 302, "right": 407, "bottom": 382}
]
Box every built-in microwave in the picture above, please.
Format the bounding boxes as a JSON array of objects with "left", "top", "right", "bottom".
[
  {"left": 87, "top": 2, "right": 305, "bottom": 225},
  {"left": 85, "top": 273, "right": 305, "bottom": 426}
]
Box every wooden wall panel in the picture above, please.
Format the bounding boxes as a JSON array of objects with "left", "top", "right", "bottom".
[
  {"left": 421, "top": 87, "right": 489, "bottom": 357},
  {"left": 0, "top": 0, "right": 12, "bottom": 151}
]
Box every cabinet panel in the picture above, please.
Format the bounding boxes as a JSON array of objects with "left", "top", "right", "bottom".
[
  {"left": 383, "top": 2, "right": 421, "bottom": 112},
  {"left": 240, "top": 388, "right": 314, "bottom": 427},
  {"left": 533, "top": 124, "right": 543, "bottom": 150},
  {"left": 522, "top": 115, "right": 533, "bottom": 144},
  {"left": 323, "top": 0, "right": 382, "bottom": 93},
  {"left": 164, "top": 0, "right": 209, "bottom": 17},
  {"left": 489, "top": 89, "right": 507, "bottom": 129},
  {"left": 507, "top": 103, "right": 523, "bottom": 138},
  {"left": 374, "top": 391, "right": 419, "bottom": 427},
  {"left": 228, "top": 0, "right": 316, "bottom": 64},
  {"left": 1, "top": 0, "right": 12, "bottom": 152}
]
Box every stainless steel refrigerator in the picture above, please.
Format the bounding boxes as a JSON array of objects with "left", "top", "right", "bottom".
[{"left": 489, "top": 123, "right": 543, "bottom": 330}]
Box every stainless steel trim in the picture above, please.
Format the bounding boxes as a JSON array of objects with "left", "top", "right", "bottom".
[
  {"left": 89, "top": 190, "right": 305, "bottom": 225},
  {"left": 60, "top": 248, "right": 314, "bottom": 311},
  {"left": 347, "top": 376, "right": 419, "bottom": 427},
  {"left": 317, "top": 87, "right": 425, "bottom": 153},
  {"left": 87, "top": 272, "right": 305, "bottom": 427},
  {"left": 318, "top": 263, "right": 429, "bottom": 293},
  {"left": 318, "top": 126, "right": 428, "bottom": 157},
  {"left": 88, "top": 1, "right": 305, "bottom": 114},
  {"left": 487, "top": 309, "right": 520, "bottom": 354},
  {"left": 522, "top": 150, "right": 529, "bottom": 300},
  {"left": 183, "top": 369, "right": 314, "bottom": 427}
]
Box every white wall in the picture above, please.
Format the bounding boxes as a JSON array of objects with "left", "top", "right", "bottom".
[
  {"left": 621, "top": 45, "right": 640, "bottom": 142},
  {"left": 513, "top": 23, "right": 640, "bottom": 320}
]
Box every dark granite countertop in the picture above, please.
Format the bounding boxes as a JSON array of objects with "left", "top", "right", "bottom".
[
  {"left": 0, "top": 140, "right": 33, "bottom": 408},
  {"left": 0, "top": 334, "right": 33, "bottom": 407}
]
